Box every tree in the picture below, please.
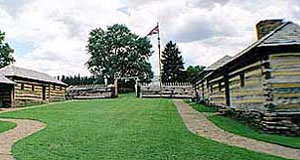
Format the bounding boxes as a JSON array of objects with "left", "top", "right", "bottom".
[
  {"left": 161, "top": 41, "right": 185, "bottom": 82},
  {"left": 185, "top": 65, "right": 205, "bottom": 83},
  {"left": 0, "top": 30, "right": 14, "bottom": 68},
  {"left": 60, "top": 74, "right": 104, "bottom": 85},
  {"left": 86, "top": 24, "right": 153, "bottom": 83}
]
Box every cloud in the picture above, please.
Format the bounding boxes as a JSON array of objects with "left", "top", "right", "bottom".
[
  {"left": 0, "top": 0, "right": 300, "bottom": 77},
  {"left": 186, "top": 0, "right": 230, "bottom": 9}
]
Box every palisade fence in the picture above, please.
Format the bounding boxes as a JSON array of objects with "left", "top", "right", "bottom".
[
  {"left": 139, "top": 82, "right": 194, "bottom": 99},
  {"left": 66, "top": 84, "right": 115, "bottom": 99}
]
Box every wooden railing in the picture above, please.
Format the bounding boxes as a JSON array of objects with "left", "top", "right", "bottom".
[
  {"left": 66, "top": 84, "right": 115, "bottom": 99},
  {"left": 139, "top": 82, "right": 194, "bottom": 99}
]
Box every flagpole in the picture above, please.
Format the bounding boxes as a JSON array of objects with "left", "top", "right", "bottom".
[{"left": 157, "top": 22, "right": 162, "bottom": 98}]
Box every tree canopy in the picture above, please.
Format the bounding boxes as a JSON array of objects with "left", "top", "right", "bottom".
[
  {"left": 185, "top": 65, "right": 205, "bottom": 83},
  {"left": 161, "top": 41, "right": 185, "bottom": 82},
  {"left": 0, "top": 30, "right": 14, "bottom": 68},
  {"left": 59, "top": 74, "right": 103, "bottom": 85},
  {"left": 86, "top": 24, "right": 153, "bottom": 83}
]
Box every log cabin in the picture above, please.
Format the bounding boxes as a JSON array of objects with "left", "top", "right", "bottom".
[
  {"left": 195, "top": 19, "right": 300, "bottom": 135},
  {"left": 0, "top": 65, "right": 67, "bottom": 107}
]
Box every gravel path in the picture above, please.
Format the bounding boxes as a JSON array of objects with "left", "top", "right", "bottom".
[
  {"left": 0, "top": 109, "right": 46, "bottom": 160},
  {"left": 173, "top": 99, "right": 300, "bottom": 160}
]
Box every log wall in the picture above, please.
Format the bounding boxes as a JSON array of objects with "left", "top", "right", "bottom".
[
  {"left": 49, "top": 84, "right": 66, "bottom": 101},
  {"left": 140, "top": 82, "right": 194, "bottom": 98},
  {"left": 228, "top": 61, "right": 266, "bottom": 110},
  {"left": 268, "top": 53, "right": 300, "bottom": 111},
  {"left": 14, "top": 79, "right": 45, "bottom": 106},
  {"left": 67, "top": 84, "right": 114, "bottom": 99},
  {"left": 13, "top": 78, "right": 66, "bottom": 106},
  {"left": 209, "top": 76, "right": 226, "bottom": 106}
]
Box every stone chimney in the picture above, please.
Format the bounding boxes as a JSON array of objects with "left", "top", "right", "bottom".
[{"left": 256, "top": 19, "right": 284, "bottom": 39}]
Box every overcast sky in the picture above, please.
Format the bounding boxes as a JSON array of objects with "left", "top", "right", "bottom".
[{"left": 0, "top": 0, "right": 299, "bottom": 76}]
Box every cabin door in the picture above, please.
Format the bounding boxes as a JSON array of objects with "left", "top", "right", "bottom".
[{"left": 42, "top": 86, "right": 46, "bottom": 100}]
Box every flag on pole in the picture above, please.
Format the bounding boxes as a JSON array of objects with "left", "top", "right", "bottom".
[{"left": 147, "top": 25, "right": 159, "bottom": 36}]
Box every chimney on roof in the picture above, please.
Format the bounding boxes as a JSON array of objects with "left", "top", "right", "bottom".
[{"left": 256, "top": 19, "right": 284, "bottom": 40}]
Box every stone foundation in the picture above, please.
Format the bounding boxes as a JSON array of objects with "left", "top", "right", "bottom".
[
  {"left": 222, "top": 108, "right": 300, "bottom": 136},
  {"left": 262, "top": 112, "right": 300, "bottom": 136}
]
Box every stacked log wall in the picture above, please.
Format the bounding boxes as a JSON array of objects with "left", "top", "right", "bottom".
[
  {"left": 140, "top": 83, "right": 194, "bottom": 98},
  {"left": 228, "top": 61, "right": 266, "bottom": 111},
  {"left": 49, "top": 84, "right": 66, "bottom": 101},
  {"left": 66, "top": 85, "right": 114, "bottom": 99},
  {"left": 14, "top": 79, "right": 47, "bottom": 106},
  {"left": 209, "top": 76, "right": 226, "bottom": 107},
  {"left": 261, "top": 52, "right": 300, "bottom": 135},
  {"left": 268, "top": 53, "right": 300, "bottom": 110},
  {"left": 12, "top": 79, "right": 66, "bottom": 106}
]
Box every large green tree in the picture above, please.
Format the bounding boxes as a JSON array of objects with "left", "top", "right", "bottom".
[
  {"left": 185, "top": 65, "right": 205, "bottom": 83},
  {"left": 86, "top": 24, "right": 153, "bottom": 83},
  {"left": 0, "top": 30, "right": 14, "bottom": 68},
  {"left": 161, "top": 41, "right": 185, "bottom": 82}
]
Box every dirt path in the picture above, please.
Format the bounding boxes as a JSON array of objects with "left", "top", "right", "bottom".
[
  {"left": 173, "top": 99, "right": 300, "bottom": 160},
  {"left": 0, "top": 106, "right": 47, "bottom": 160},
  {"left": 0, "top": 118, "right": 46, "bottom": 160}
]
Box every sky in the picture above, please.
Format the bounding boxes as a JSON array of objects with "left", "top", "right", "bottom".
[{"left": 0, "top": 0, "right": 299, "bottom": 77}]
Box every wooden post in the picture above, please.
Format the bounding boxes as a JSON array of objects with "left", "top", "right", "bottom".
[
  {"left": 11, "top": 85, "right": 15, "bottom": 108},
  {"left": 114, "top": 79, "right": 118, "bottom": 97},
  {"left": 224, "top": 72, "right": 231, "bottom": 107},
  {"left": 157, "top": 22, "right": 162, "bottom": 98}
]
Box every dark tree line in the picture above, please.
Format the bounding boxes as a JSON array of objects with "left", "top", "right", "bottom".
[{"left": 58, "top": 75, "right": 104, "bottom": 85}]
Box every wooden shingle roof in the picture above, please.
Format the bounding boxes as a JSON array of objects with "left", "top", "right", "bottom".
[
  {"left": 0, "top": 75, "right": 15, "bottom": 84},
  {"left": 219, "top": 21, "right": 300, "bottom": 69},
  {"left": 0, "top": 65, "right": 66, "bottom": 86},
  {"left": 205, "top": 55, "right": 232, "bottom": 71}
]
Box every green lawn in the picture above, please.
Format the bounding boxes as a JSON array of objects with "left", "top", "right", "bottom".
[
  {"left": 188, "top": 102, "right": 300, "bottom": 149},
  {"left": 0, "top": 94, "right": 286, "bottom": 160},
  {"left": 208, "top": 115, "right": 300, "bottom": 149},
  {"left": 0, "top": 120, "right": 16, "bottom": 133},
  {"left": 185, "top": 100, "right": 218, "bottom": 112}
]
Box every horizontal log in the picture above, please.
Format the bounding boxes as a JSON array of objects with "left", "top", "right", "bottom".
[
  {"left": 229, "top": 61, "right": 263, "bottom": 76},
  {"left": 272, "top": 71, "right": 300, "bottom": 76},
  {"left": 231, "top": 98, "right": 265, "bottom": 104},
  {"left": 270, "top": 52, "right": 300, "bottom": 58},
  {"left": 209, "top": 76, "right": 224, "bottom": 84},
  {"left": 245, "top": 69, "right": 262, "bottom": 78},
  {"left": 274, "top": 93, "right": 300, "bottom": 98},
  {"left": 271, "top": 83, "right": 300, "bottom": 88},
  {"left": 231, "top": 90, "right": 262, "bottom": 96}
]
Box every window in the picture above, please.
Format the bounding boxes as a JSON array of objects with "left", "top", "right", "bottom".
[
  {"left": 32, "top": 85, "right": 35, "bottom": 91},
  {"left": 53, "top": 85, "right": 56, "bottom": 90},
  {"left": 240, "top": 73, "right": 245, "bottom": 87},
  {"left": 218, "top": 81, "right": 222, "bottom": 92},
  {"left": 21, "top": 83, "right": 25, "bottom": 90}
]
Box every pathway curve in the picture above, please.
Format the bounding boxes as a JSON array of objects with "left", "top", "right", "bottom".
[
  {"left": 173, "top": 99, "right": 300, "bottom": 160},
  {"left": 0, "top": 108, "right": 46, "bottom": 160}
]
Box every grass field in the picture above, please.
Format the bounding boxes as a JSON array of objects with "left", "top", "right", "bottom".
[
  {"left": 0, "top": 120, "right": 16, "bottom": 133},
  {"left": 188, "top": 102, "right": 300, "bottom": 149},
  {"left": 208, "top": 115, "right": 300, "bottom": 149},
  {"left": 186, "top": 101, "right": 218, "bottom": 112},
  {"left": 0, "top": 94, "right": 286, "bottom": 160}
]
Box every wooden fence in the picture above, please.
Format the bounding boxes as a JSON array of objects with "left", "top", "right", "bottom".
[
  {"left": 139, "top": 82, "right": 194, "bottom": 99},
  {"left": 66, "top": 84, "right": 115, "bottom": 99}
]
